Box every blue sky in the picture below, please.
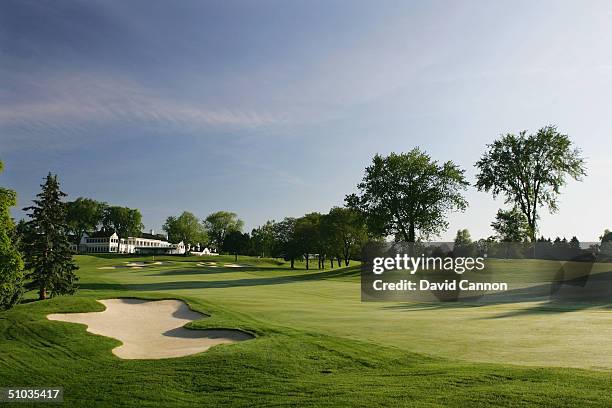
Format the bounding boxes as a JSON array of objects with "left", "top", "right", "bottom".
[{"left": 1, "top": 0, "right": 611, "bottom": 241}]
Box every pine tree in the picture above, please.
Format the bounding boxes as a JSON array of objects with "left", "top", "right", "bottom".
[
  {"left": 569, "top": 236, "right": 580, "bottom": 251},
  {"left": 0, "top": 160, "right": 25, "bottom": 310},
  {"left": 23, "top": 173, "right": 78, "bottom": 300}
]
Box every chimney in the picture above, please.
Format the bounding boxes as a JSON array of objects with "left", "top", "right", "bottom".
[{"left": 150, "top": 229, "right": 154, "bottom": 236}]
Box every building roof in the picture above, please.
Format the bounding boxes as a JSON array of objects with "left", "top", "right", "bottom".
[
  {"left": 83, "top": 230, "right": 168, "bottom": 241},
  {"left": 86, "top": 230, "right": 117, "bottom": 238},
  {"left": 139, "top": 232, "right": 169, "bottom": 241}
]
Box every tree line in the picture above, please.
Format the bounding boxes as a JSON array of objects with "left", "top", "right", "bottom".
[
  {"left": 161, "top": 208, "right": 367, "bottom": 269},
  {"left": 1, "top": 125, "right": 607, "bottom": 311},
  {"left": 235, "top": 207, "right": 367, "bottom": 269},
  {"left": 450, "top": 228, "right": 605, "bottom": 261}
]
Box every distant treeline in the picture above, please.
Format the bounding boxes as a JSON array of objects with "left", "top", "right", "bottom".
[{"left": 450, "top": 230, "right": 611, "bottom": 262}]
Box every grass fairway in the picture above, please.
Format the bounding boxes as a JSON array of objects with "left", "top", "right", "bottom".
[{"left": 1, "top": 255, "right": 612, "bottom": 406}]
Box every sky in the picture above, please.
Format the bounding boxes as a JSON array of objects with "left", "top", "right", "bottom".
[{"left": 1, "top": 0, "right": 611, "bottom": 241}]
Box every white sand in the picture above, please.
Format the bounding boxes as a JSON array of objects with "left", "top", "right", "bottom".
[
  {"left": 98, "top": 266, "right": 144, "bottom": 270},
  {"left": 47, "top": 299, "right": 253, "bottom": 359},
  {"left": 125, "top": 261, "right": 166, "bottom": 267},
  {"left": 98, "top": 261, "right": 171, "bottom": 270},
  {"left": 223, "top": 264, "right": 243, "bottom": 268}
]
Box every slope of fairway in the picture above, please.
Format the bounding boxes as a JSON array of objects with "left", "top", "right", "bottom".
[
  {"left": 1, "top": 254, "right": 612, "bottom": 406},
  {"left": 75, "top": 255, "right": 612, "bottom": 370}
]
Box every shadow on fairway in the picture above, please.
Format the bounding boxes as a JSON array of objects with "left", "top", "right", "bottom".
[
  {"left": 146, "top": 268, "right": 246, "bottom": 277},
  {"left": 77, "top": 282, "right": 126, "bottom": 291},
  {"left": 79, "top": 267, "right": 361, "bottom": 292},
  {"left": 383, "top": 268, "right": 612, "bottom": 317},
  {"left": 146, "top": 266, "right": 299, "bottom": 276}
]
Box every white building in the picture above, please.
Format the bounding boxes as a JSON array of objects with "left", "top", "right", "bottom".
[
  {"left": 190, "top": 247, "right": 219, "bottom": 256},
  {"left": 77, "top": 231, "right": 186, "bottom": 255}
]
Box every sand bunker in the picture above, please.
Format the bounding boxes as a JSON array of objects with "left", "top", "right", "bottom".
[
  {"left": 98, "top": 261, "right": 172, "bottom": 270},
  {"left": 196, "top": 262, "right": 219, "bottom": 268},
  {"left": 47, "top": 299, "right": 253, "bottom": 359},
  {"left": 125, "top": 261, "right": 172, "bottom": 267},
  {"left": 97, "top": 265, "right": 146, "bottom": 270},
  {"left": 196, "top": 262, "right": 243, "bottom": 268}
]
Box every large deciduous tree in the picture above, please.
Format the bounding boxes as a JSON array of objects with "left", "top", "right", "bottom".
[
  {"left": 66, "top": 197, "right": 106, "bottom": 244},
  {"left": 102, "top": 206, "right": 143, "bottom": 238},
  {"left": 346, "top": 149, "right": 468, "bottom": 242},
  {"left": 294, "top": 213, "right": 321, "bottom": 270},
  {"left": 222, "top": 230, "right": 250, "bottom": 261},
  {"left": 251, "top": 220, "right": 275, "bottom": 258},
  {"left": 0, "top": 160, "right": 25, "bottom": 310},
  {"left": 475, "top": 126, "right": 586, "bottom": 241},
  {"left": 322, "top": 207, "right": 367, "bottom": 266},
  {"left": 163, "top": 211, "right": 208, "bottom": 249},
  {"left": 203, "top": 211, "right": 244, "bottom": 251},
  {"left": 22, "top": 173, "right": 78, "bottom": 300},
  {"left": 272, "top": 217, "right": 300, "bottom": 269}
]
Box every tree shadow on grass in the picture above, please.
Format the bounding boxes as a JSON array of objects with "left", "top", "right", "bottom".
[
  {"left": 476, "top": 300, "right": 612, "bottom": 319},
  {"left": 382, "top": 268, "right": 612, "bottom": 318},
  {"left": 145, "top": 268, "right": 245, "bottom": 277},
  {"left": 77, "top": 282, "right": 126, "bottom": 291},
  {"left": 80, "top": 267, "right": 361, "bottom": 292},
  {"left": 19, "top": 298, "right": 40, "bottom": 305},
  {"left": 145, "top": 266, "right": 302, "bottom": 277}
]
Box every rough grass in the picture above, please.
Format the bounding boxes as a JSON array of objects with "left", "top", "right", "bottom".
[{"left": 1, "top": 255, "right": 612, "bottom": 407}]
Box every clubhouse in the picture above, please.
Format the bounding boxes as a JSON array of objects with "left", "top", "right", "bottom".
[{"left": 73, "top": 231, "right": 187, "bottom": 255}]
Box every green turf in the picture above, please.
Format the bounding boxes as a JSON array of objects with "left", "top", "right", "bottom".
[{"left": 1, "top": 255, "right": 611, "bottom": 407}]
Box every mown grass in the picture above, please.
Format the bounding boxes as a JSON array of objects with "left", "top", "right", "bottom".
[{"left": 1, "top": 255, "right": 612, "bottom": 407}]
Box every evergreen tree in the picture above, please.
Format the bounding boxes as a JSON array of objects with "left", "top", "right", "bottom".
[
  {"left": 551, "top": 237, "right": 571, "bottom": 260},
  {"left": 569, "top": 236, "right": 581, "bottom": 252},
  {"left": 22, "top": 173, "right": 78, "bottom": 300},
  {"left": 0, "top": 160, "right": 25, "bottom": 310}
]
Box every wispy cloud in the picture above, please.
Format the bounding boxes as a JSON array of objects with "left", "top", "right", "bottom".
[{"left": 0, "top": 71, "right": 287, "bottom": 150}]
